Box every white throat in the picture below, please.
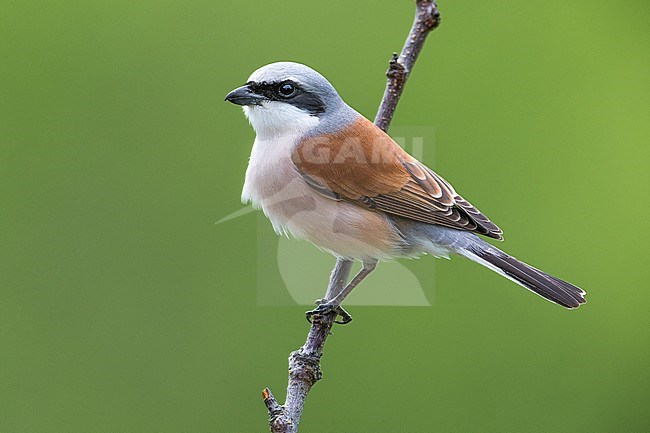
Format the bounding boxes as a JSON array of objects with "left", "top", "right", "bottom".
[{"left": 243, "top": 101, "right": 319, "bottom": 140}]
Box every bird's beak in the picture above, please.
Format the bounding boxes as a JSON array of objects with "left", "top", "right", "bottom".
[{"left": 224, "top": 85, "right": 265, "bottom": 106}]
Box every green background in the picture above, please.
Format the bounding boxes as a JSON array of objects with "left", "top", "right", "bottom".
[{"left": 1, "top": 1, "right": 648, "bottom": 432}]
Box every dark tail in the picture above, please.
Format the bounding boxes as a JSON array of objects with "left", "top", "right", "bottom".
[{"left": 461, "top": 244, "right": 586, "bottom": 309}]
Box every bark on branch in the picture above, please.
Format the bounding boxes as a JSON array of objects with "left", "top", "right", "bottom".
[{"left": 262, "top": 2, "right": 441, "bottom": 431}]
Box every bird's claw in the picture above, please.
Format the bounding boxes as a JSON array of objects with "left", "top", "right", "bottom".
[
  {"left": 305, "top": 301, "right": 352, "bottom": 325},
  {"left": 333, "top": 306, "right": 353, "bottom": 325}
]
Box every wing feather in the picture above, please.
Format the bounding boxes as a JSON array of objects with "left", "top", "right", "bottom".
[{"left": 291, "top": 116, "right": 503, "bottom": 240}]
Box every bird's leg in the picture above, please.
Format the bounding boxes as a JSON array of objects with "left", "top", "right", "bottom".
[
  {"left": 306, "top": 260, "right": 378, "bottom": 325},
  {"left": 329, "top": 261, "right": 377, "bottom": 306}
]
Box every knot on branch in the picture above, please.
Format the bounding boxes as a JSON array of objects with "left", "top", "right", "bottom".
[
  {"left": 417, "top": 0, "right": 441, "bottom": 30},
  {"left": 386, "top": 53, "right": 407, "bottom": 81},
  {"left": 289, "top": 351, "right": 322, "bottom": 385},
  {"left": 269, "top": 416, "right": 293, "bottom": 433}
]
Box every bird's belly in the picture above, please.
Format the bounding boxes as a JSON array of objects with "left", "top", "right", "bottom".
[{"left": 243, "top": 154, "right": 405, "bottom": 261}]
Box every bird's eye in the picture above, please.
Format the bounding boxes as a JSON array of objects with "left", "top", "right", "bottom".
[{"left": 277, "top": 82, "right": 296, "bottom": 98}]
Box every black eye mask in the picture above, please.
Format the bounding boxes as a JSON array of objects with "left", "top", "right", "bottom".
[{"left": 247, "top": 81, "right": 326, "bottom": 116}]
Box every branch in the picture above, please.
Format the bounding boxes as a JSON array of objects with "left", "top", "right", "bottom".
[
  {"left": 262, "top": 259, "right": 352, "bottom": 433},
  {"left": 262, "top": 2, "right": 441, "bottom": 432},
  {"left": 375, "top": 0, "right": 441, "bottom": 132}
]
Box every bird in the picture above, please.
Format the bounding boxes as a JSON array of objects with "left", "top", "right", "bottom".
[{"left": 225, "top": 61, "right": 585, "bottom": 322}]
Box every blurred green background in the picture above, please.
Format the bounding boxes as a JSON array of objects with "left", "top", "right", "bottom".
[{"left": 1, "top": 1, "right": 648, "bottom": 432}]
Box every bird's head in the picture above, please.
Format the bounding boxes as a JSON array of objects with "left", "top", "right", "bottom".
[{"left": 225, "top": 62, "right": 353, "bottom": 138}]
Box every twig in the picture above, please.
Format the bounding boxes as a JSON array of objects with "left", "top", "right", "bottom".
[
  {"left": 375, "top": 0, "right": 441, "bottom": 132},
  {"left": 261, "top": 260, "right": 352, "bottom": 433},
  {"left": 262, "top": 388, "right": 292, "bottom": 433},
  {"left": 262, "top": 2, "right": 441, "bottom": 431}
]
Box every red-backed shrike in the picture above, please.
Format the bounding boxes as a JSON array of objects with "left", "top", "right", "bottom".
[{"left": 225, "top": 62, "right": 585, "bottom": 321}]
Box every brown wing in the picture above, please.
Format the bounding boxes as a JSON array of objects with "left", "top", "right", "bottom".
[{"left": 291, "top": 116, "right": 503, "bottom": 240}]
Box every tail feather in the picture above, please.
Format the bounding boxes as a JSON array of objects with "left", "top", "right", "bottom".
[
  {"left": 461, "top": 244, "right": 586, "bottom": 309},
  {"left": 391, "top": 219, "right": 586, "bottom": 308}
]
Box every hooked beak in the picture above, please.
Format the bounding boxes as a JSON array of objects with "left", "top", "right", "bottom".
[{"left": 224, "top": 85, "right": 265, "bottom": 106}]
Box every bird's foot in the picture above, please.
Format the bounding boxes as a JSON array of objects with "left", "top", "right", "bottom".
[{"left": 305, "top": 299, "right": 352, "bottom": 325}]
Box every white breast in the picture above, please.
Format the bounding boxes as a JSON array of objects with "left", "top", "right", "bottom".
[
  {"left": 241, "top": 101, "right": 320, "bottom": 210},
  {"left": 240, "top": 131, "right": 303, "bottom": 213},
  {"left": 240, "top": 103, "right": 407, "bottom": 261},
  {"left": 241, "top": 125, "right": 405, "bottom": 261}
]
